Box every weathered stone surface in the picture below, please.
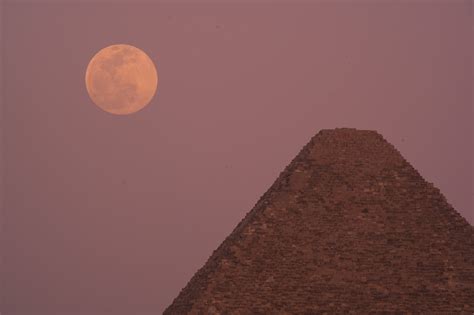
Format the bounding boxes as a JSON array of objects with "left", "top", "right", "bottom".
[{"left": 164, "top": 128, "right": 474, "bottom": 314}]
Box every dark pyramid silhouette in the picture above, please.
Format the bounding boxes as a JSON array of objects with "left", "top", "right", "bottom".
[{"left": 165, "top": 128, "right": 474, "bottom": 314}]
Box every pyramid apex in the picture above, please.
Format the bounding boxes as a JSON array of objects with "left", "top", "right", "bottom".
[{"left": 314, "top": 127, "right": 383, "bottom": 138}]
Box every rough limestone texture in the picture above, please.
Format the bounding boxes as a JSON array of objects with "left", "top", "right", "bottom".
[{"left": 164, "top": 128, "right": 474, "bottom": 314}]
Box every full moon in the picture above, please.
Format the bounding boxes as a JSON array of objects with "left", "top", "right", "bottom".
[{"left": 85, "top": 44, "right": 158, "bottom": 115}]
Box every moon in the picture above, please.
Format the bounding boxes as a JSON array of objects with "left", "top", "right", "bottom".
[{"left": 85, "top": 44, "right": 158, "bottom": 115}]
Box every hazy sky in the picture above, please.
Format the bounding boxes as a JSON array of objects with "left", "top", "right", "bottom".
[{"left": 1, "top": 1, "right": 472, "bottom": 314}]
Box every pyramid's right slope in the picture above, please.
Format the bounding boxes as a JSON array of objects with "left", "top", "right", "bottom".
[{"left": 165, "top": 128, "right": 474, "bottom": 314}]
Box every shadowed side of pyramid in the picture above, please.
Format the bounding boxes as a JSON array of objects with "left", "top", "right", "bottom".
[{"left": 164, "top": 128, "right": 474, "bottom": 314}]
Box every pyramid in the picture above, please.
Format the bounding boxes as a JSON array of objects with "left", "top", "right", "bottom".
[{"left": 164, "top": 128, "right": 474, "bottom": 314}]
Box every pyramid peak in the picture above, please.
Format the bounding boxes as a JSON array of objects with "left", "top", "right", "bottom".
[
  {"left": 318, "top": 127, "right": 378, "bottom": 132},
  {"left": 314, "top": 127, "right": 380, "bottom": 135},
  {"left": 311, "top": 127, "right": 385, "bottom": 142}
]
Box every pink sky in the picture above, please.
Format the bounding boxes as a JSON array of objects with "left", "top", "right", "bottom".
[{"left": 1, "top": 1, "right": 472, "bottom": 314}]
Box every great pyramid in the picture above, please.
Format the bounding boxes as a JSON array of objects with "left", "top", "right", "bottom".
[{"left": 164, "top": 128, "right": 474, "bottom": 314}]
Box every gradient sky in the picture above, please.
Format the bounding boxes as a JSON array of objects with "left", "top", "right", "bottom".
[{"left": 1, "top": 1, "right": 472, "bottom": 314}]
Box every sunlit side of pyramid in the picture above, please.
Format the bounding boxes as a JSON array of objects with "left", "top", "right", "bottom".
[{"left": 165, "top": 128, "right": 474, "bottom": 314}]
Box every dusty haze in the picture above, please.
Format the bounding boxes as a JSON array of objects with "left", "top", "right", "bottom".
[{"left": 1, "top": 1, "right": 472, "bottom": 314}]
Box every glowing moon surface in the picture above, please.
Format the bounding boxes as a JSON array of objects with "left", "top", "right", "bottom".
[{"left": 85, "top": 44, "right": 158, "bottom": 115}]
